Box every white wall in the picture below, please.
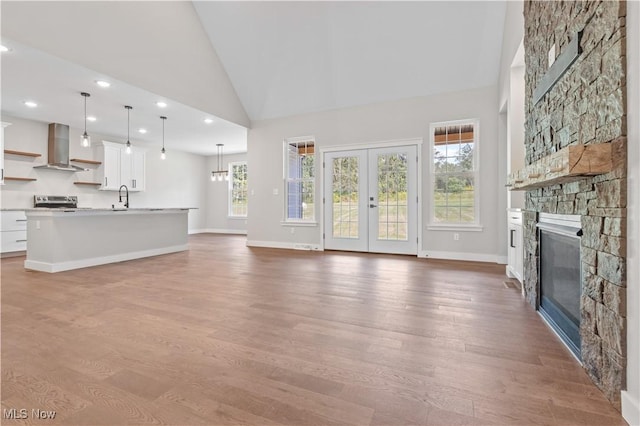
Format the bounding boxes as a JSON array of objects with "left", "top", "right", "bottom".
[
  {"left": 506, "top": 63, "right": 526, "bottom": 210},
  {"left": 498, "top": 1, "right": 524, "bottom": 110},
  {"left": 623, "top": 1, "right": 640, "bottom": 424},
  {"left": 247, "top": 86, "right": 504, "bottom": 262},
  {"left": 1, "top": 116, "right": 208, "bottom": 232},
  {"left": 203, "top": 152, "right": 248, "bottom": 234},
  {"left": 497, "top": 1, "right": 525, "bottom": 211}
]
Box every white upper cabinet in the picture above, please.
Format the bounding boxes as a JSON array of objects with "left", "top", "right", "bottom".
[
  {"left": 126, "top": 149, "right": 145, "bottom": 191},
  {"left": 100, "top": 141, "right": 146, "bottom": 192},
  {"left": 102, "top": 143, "right": 121, "bottom": 190}
]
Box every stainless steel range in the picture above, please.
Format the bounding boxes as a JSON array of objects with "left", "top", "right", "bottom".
[{"left": 34, "top": 195, "right": 78, "bottom": 209}]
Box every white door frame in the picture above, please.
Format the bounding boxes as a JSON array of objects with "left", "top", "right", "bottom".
[{"left": 319, "top": 138, "right": 423, "bottom": 255}]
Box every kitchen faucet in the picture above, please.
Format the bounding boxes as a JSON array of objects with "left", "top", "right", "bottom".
[{"left": 118, "top": 185, "right": 129, "bottom": 208}]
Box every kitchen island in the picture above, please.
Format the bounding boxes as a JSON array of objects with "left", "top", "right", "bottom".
[{"left": 24, "top": 208, "right": 190, "bottom": 273}]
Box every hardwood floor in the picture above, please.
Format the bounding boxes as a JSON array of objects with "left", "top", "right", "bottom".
[{"left": 1, "top": 234, "right": 627, "bottom": 425}]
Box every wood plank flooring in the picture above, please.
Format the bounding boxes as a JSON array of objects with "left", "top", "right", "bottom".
[{"left": 1, "top": 234, "right": 627, "bottom": 425}]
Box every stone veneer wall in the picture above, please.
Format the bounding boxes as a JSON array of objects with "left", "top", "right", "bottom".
[{"left": 523, "top": 1, "right": 627, "bottom": 407}]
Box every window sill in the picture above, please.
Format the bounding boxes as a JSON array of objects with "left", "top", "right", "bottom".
[
  {"left": 281, "top": 221, "right": 318, "bottom": 227},
  {"left": 426, "top": 224, "right": 484, "bottom": 232},
  {"left": 228, "top": 216, "right": 247, "bottom": 220}
]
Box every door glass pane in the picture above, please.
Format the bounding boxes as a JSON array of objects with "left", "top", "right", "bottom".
[
  {"left": 332, "top": 156, "right": 359, "bottom": 239},
  {"left": 377, "top": 153, "right": 408, "bottom": 241}
]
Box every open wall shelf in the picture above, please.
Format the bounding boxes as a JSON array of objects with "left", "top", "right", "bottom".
[
  {"left": 4, "top": 149, "right": 41, "bottom": 158},
  {"left": 70, "top": 158, "right": 102, "bottom": 165},
  {"left": 3, "top": 176, "right": 37, "bottom": 182},
  {"left": 74, "top": 181, "right": 102, "bottom": 186}
]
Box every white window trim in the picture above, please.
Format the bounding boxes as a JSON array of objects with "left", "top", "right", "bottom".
[
  {"left": 283, "top": 135, "right": 316, "bottom": 224},
  {"left": 427, "top": 118, "right": 481, "bottom": 230},
  {"left": 228, "top": 161, "right": 248, "bottom": 218}
]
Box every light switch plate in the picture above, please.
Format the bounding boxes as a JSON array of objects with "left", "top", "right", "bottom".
[{"left": 273, "top": 188, "right": 279, "bottom": 195}]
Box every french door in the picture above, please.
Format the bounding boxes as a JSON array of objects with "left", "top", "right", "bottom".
[{"left": 323, "top": 145, "right": 418, "bottom": 255}]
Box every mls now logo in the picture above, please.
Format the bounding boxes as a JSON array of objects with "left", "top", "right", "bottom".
[{"left": 3, "top": 408, "right": 56, "bottom": 420}]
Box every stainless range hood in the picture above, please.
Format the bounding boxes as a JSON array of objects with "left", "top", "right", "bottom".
[{"left": 33, "top": 123, "right": 89, "bottom": 172}]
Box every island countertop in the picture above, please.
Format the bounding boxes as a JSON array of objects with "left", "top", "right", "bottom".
[
  {"left": 2, "top": 207, "right": 197, "bottom": 212},
  {"left": 24, "top": 207, "right": 196, "bottom": 216}
]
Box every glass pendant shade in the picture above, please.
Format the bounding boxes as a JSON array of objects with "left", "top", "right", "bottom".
[
  {"left": 161, "top": 147, "right": 166, "bottom": 160},
  {"left": 81, "top": 132, "right": 91, "bottom": 148}
]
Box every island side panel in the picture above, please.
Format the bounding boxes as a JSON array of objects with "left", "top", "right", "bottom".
[{"left": 25, "top": 210, "right": 188, "bottom": 272}]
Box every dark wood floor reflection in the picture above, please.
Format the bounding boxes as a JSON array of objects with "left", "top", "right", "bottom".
[{"left": 1, "top": 234, "right": 627, "bottom": 425}]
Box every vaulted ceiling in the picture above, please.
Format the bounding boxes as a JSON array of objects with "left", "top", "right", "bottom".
[
  {"left": 193, "top": 1, "right": 507, "bottom": 121},
  {"left": 1, "top": 1, "right": 507, "bottom": 154}
]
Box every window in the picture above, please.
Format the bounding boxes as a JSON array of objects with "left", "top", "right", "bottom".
[
  {"left": 229, "top": 161, "right": 248, "bottom": 217},
  {"left": 284, "top": 137, "right": 315, "bottom": 222},
  {"left": 429, "top": 120, "right": 480, "bottom": 227}
]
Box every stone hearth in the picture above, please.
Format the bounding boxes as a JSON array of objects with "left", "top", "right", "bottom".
[{"left": 523, "top": 0, "right": 627, "bottom": 407}]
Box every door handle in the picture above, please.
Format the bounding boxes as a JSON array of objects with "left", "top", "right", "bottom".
[
  {"left": 369, "top": 204, "right": 377, "bottom": 208},
  {"left": 510, "top": 229, "right": 515, "bottom": 248}
]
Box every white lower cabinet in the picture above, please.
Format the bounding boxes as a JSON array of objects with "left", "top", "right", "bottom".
[
  {"left": 1, "top": 211, "right": 27, "bottom": 254},
  {"left": 506, "top": 209, "right": 523, "bottom": 284}
]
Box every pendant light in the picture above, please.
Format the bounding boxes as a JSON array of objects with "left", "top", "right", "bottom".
[
  {"left": 125, "top": 105, "right": 132, "bottom": 154},
  {"left": 160, "top": 116, "right": 167, "bottom": 160},
  {"left": 211, "top": 143, "right": 229, "bottom": 182},
  {"left": 80, "top": 92, "right": 91, "bottom": 147}
]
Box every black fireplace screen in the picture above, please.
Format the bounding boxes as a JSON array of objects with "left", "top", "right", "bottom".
[{"left": 539, "top": 228, "right": 582, "bottom": 359}]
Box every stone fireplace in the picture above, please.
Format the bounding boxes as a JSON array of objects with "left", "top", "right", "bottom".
[{"left": 523, "top": 0, "right": 627, "bottom": 407}]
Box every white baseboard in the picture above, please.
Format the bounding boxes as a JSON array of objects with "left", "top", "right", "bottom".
[
  {"left": 24, "top": 244, "right": 189, "bottom": 273},
  {"left": 623, "top": 391, "right": 640, "bottom": 426},
  {"left": 419, "top": 250, "right": 507, "bottom": 264},
  {"left": 246, "top": 240, "right": 322, "bottom": 251},
  {"left": 189, "top": 228, "right": 247, "bottom": 235}
]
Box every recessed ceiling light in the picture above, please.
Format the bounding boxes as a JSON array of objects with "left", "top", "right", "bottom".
[
  {"left": 156, "top": 101, "right": 167, "bottom": 108},
  {"left": 138, "top": 128, "right": 147, "bottom": 134},
  {"left": 95, "top": 80, "right": 111, "bottom": 88},
  {"left": 0, "top": 45, "right": 10, "bottom": 53},
  {"left": 87, "top": 116, "right": 97, "bottom": 122},
  {"left": 24, "top": 101, "right": 38, "bottom": 108},
  {"left": 204, "top": 118, "right": 214, "bottom": 124}
]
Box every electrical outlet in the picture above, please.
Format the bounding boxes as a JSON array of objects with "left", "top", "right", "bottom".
[
  {"left": 36, "top": 220, "right": 41, "bottom": 230},
  {"left": 548, "top": 43, "right": 556, "bottom": 67},
  {"left": 290, "top": 227, "right": 295, "bottom": 234},
  {"left": 453, "top": 233, "right": 460, "bottom": 241},
  {"left": 273, "top": 188, "right": 279, "bottom": 196}
]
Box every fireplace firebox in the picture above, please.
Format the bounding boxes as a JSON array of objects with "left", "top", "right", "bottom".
[{"left": 536, "top": 213, "right": 582, "bottom": 360}]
